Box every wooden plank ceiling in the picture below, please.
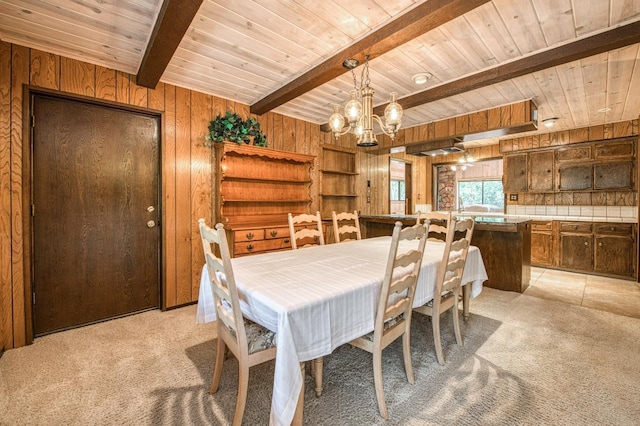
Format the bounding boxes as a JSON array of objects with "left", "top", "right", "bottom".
[{"left": 1, "top": 0, "right": 639, "bottom": 147}]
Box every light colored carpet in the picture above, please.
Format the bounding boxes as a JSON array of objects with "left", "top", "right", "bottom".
[{"left": 1, "top": 287, "right": 639, "bottom": 425}]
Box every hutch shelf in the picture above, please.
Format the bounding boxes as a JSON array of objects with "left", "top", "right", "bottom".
[{"left": 213, "top": 142, "right": 315, "bottom": 256}]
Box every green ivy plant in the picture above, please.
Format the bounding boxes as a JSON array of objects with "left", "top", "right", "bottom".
[{"left": 204, "top": 111, "right": 268, "bottom": 147}]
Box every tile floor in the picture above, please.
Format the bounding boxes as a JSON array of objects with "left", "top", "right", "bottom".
[{"left": 525, "top": 267, "right": 640, "bottom": 319}]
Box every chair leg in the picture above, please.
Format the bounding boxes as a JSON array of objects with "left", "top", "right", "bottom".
[
  {"left": 452, "top": 290, "right": 463, "bottom": 346},
  {"left": 432, "top": 312, "right": 445, "bottom": 365},
  {"left": 462, "top": 284, "right": 471, "bottom": 321},
  {"left": 372, "top": 350, "right": 388, "bottom": 419},
  {"left": 312, "top": 357, "right": 324, "bottom": 397},
  {"left": 402, "top": 328, "right": 415, "bottom": 384},
  {"left": 210, "top": 336, "right": 226, "bottom": 394},
  {"left": 232, "top": 362, "right": 250, "bottom": 426}
]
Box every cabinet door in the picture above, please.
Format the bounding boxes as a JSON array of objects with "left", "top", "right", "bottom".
[
  {"left": 594, "top": 162, "right": 633, "bottom": 190},
  {"left": 559, "top": 233, "right": 593, "bottom": 271},
  {"left": 503, "top": 153, "right": 528, "bottom": 192},
  {"left": 594, "top": 235, "right": 635, "bottom": 277},
  {"left": 528, "top": 151, "right": 554, "bottom": 191},
  {"left": 557, "top": 164, "right": 592, "bottom": 191},
  {"left": 531, "top": 230, "right": 554, "bottom": 266}
]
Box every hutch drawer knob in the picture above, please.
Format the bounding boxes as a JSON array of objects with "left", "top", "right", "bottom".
[
  {"left": 284, "top": 239, "right": 290, "bottom": 244},
  {"left": 270, "top": 230, "right": 278, "bottom": 237},
  {"left": 246, "top": 232, "right": 254, "bottom": 240},
  {"left": 246, "top": 244, "right": 254, "bottom": 251}
]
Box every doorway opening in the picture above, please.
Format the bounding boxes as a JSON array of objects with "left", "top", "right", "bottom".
[{"left": 390, "top": 159, "right": 412, "bottom": 214}]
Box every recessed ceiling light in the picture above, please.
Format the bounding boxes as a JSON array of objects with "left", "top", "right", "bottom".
[
  {"left": 542, "top": 117, "right": 558, "bottom": 128},
  {"left": 412, "top": 72, "right": 433, "bottom": 85},
  {"left": 597, "top": 107, "right": 611, "bottom": 113}
]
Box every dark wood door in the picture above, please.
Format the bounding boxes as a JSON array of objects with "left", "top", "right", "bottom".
[{"left": 32, "top": 94, "right": 160, "bottom": 336}]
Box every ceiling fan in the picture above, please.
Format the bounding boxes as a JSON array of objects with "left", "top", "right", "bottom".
[{"left": 450, "top": 152, "right": 475, "bottom": 171}]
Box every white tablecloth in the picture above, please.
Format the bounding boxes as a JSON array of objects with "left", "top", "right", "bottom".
[{"left": 197, "top": 237, "right": 487, "bottom": 426}]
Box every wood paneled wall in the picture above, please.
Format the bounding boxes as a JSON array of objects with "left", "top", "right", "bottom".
[{"left": 1, "top": 42, "right": 376, "bottom": 350}]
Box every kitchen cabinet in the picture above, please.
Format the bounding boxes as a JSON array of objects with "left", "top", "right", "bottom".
[
  {"left": 557, "top": 164, "right": 593, "bottom": 191},
  {"left": 593, "top": 162, "right": 633, "bottom": 190},
  {"left": 531, "top": 221, "right": 554, "bottom": 267},
  {"left": 528, "top": 151, "right": 554, "bottom": 191},
  {"left": 556, "top": 221, "right": 637, "bottom": 279},
  {"left": 593, "top": 223, "right": 636, "bottom": 277},
  {"left": 503, "top": 152, "right": 528, "bottom": 192},
  {"left": 558, "top": 222, "right": 593, "bottom": 272}
]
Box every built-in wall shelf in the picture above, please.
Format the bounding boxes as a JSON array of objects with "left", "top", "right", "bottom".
[{"left": 320, "top": 144, "right": 358, "bottom": 217}]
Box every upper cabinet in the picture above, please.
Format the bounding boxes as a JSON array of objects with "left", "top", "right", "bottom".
[
  {"left": 503, "top": 152, "right": 528, "bottom": 192},
  {"left": 505, "top": 137, "right": 636, "bottom": 194},
  {"left": 556, "top": 137, "right": 635, "bottom": 192},
  {"left": 528, "top": 150, "right": 554, "bottom": 191}
]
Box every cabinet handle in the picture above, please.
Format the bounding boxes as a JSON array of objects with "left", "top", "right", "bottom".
[
  {"left": 284, "top": 239, "right": 290, "bottom": 244},
  {"left": 584, "top": 242, "right": 588, "bottom": 246},
  {"left": 270, "top": 230, "right": 278, "bottom": 237},
  {"left": 246, "top": 232, "right": 254, "bottom": 240},
  {"left": 598, "top": 242, "right": 602, "bottom": 247},
  {"left": 246, "top": 244, "right": 254, "bottom": 251}
]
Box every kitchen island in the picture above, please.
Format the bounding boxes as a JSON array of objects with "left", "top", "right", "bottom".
[{"left": 360, "top": 214, "right": 531, "bottom": 293}]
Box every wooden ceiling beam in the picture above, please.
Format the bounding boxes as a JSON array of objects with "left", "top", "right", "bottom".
[
  {"left": 372, "top": 20, "right": 640, "bottom": 117},
  {"left": 136, "top": 0, "right": 204, "bottom": 89},
  {"left": 250, "top": 0, "right": 491, "bottom": 116}
]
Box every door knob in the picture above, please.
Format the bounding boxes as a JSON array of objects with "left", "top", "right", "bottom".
[{"left": 147, "top": 220, "right": 156, "bottom": 228}]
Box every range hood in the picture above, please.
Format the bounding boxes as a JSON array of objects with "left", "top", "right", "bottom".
[{"left": 405, "top": 138, "right": 465, "bottom": 156}]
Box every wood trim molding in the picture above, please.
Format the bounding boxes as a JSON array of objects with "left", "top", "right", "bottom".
[{"left": 250, "top": 0, "right": 491, "bottom": 116}]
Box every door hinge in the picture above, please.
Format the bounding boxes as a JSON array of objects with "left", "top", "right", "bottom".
[
  {"left": 32, "top": 291, "right": 35, "bottom": 305},
  {"left": 31, "top": 115, "right": 35, "bottom": 128},
  {"left": 31, "top": 204, "right": 35, "bottom": 216}
]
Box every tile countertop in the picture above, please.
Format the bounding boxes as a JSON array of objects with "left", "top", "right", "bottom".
[
  {"left": 455, "top": 211, "right": 638, "bottom": 224},
  {"left": 373, "top": 211, "right": 638, "bottom": 224}
]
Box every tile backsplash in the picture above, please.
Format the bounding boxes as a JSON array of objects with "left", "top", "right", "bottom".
[{"left": 506, "top": 205, "right": 638, "bottom": 222}]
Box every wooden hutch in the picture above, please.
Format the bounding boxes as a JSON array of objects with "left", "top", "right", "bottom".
[{"left": 213, "top": 143, "right": 316, "bottom": 257}]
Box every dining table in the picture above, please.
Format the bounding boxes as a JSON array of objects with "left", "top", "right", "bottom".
[{"left": 196, "top": 234, "right": 488, "bottom": 426}]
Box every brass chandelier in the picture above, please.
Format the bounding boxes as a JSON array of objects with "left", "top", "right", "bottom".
[{"left": 329, "top": 55, "right": 403, "bottom": 147}]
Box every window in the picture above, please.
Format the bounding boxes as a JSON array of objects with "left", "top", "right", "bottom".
[
  {"left": 458, "top": 179, "right": 504, "bottom": 210},
  {"left": 390, "top": 179, "right": 406, "bottom": 201}
]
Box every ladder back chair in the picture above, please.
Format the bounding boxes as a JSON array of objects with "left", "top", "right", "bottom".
[
  {"left": 417, "top": 211, "right": 452, "bottom": 241},
  {"left": 348, "top": 221, "right": 429, "bottom": 419},
  {"left": 332, "top": 210, "right": 362, "bottom": 243},
  {"left": 413, "top": 217, "right": 475, "bottom": 365},
  {"left": 198, "top": 219, "right": 277, "bottom": 426},
  {"left": 288, "top": 211, "right": 325, "bottom": 249}
]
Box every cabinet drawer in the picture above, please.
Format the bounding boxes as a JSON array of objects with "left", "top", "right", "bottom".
[
  {"left": 531, "top": 221, "right": 552, "bottom": 231},
  {"left": 265, "top": 226, "right": 290, "bottom": 239},
  {"left": 594, "top": 223, "right": 633, "bottom": 235},
  {"left": 234, "top": 237, "right": 291, "bottom": 254},
  {"left": 559, "top": 222, "right": 592, "bottom": 233},
  {"left": 556, "top": 146, "right": 591, "bottom": 162},
  {"left": 594, "top": 141, "right": 634, "bottom": 159},
  {"left": 234, "top": 229, "right": 265, "bottom": 242}
]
